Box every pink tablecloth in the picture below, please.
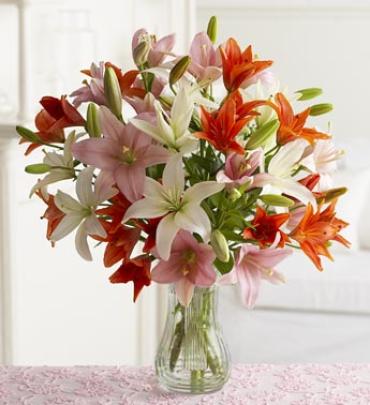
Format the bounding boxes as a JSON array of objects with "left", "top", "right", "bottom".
[{"left": 1, "top": 363, "right": 370, "bottom": 404}]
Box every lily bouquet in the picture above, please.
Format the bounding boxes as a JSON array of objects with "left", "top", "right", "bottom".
[{"left": 17, "top": 16, "right": 349, "bottom": 393}]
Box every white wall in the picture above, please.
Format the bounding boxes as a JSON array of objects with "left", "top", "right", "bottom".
[{"left": 0, "top": 0, "right": 194, "bottom": 366}]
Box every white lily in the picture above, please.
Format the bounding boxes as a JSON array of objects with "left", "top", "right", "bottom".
[
  {"left": 130, "top": 85, "right": 198, "bottom": 154},
  {"left": 253, "top": 140, "right": 317, "bottom": 209},
  {"left": 300, "top": 139, "right": 344, "bottom": 191},
  {"left": 123, "top": 154, "right": 224, "bottom": 260},
  {"left": 50, "top": 167, "right": 117, "bottom": 261},
  {"left": 30, "top": 131, "right": 77, "bottom": 196}
]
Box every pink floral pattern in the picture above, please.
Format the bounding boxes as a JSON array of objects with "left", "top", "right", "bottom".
[{"left": 1, "top": 364, "right": 370, "bottom": 404}]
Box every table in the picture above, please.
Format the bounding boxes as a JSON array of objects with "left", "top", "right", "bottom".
[{"left": 1, "top": 363, "right": 370, "bottom": 404}]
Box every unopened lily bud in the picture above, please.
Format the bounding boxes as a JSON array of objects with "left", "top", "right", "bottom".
[
  {"left": 246, "top": 119, "right": 279, "bottom": 149},
  {"left": 296, "top": 87, "right": 323, "bottom": 101},
  {"left": 16, "top": 125, "right": 41, "bottom": 143},
  {"left": 259, "top": 194, "right": 294, "bottom": 207},
  {"left": 104, "top": 66, "right": 122, "bottom": 119},
  {"left": 169, "top": 56, "right": 191, "bottom": 86},
  {"left": 86, "top": 103, "right": 101, "bottom": 137},
  {"left": 211, "top": 230, "right": 230, "bottom": 263},
  {"left": 228, "top": 188, "right": 242, "bottom": 202},
  {"left": 207, "top": 16, "right": 218, "bottom": 44},
  {"left": 133, "top": 40, "right": 150, "bottom": 67},
  {"left": 25, "top": 163, "right": 51, "bottom": 174},
  {"left": 309, "top": 103, "right": 333, "bottom": 116},
  {"left": 317, "top": 187, "right": 347, "bottom": 204}
]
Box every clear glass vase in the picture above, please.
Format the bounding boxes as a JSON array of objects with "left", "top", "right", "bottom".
[{"left": 155, "top": 285, "right": 231, "bottom": 394}]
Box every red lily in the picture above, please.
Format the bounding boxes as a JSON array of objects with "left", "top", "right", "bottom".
[
  {"left": 290, "top": 201, "right": 350, "bottom": 271},
  {"left": 109, "top": 255, "right": 151, "bottom": 302},
  {"left": 273, "top": 93, "right": 330, "bottom": 145},
  {"left": 195, "top": 91, "right": 265, "bottom": 154},
  {"left": 98, "top": 223, "right": 140, "bottom": 268},
  {"left": 220, "top": 38, "right": 273, "bottom": 92},
  {"left": 299, "top": 173, "right": 321, "bottom": 191},
  {"left": 243, "top": 206, "right": 290, "bottom": 248},
  {"left": 135, "top": 217, "right": 162, "bottom": 253},
  {"left": 20, "top": 96, "right": 85, "bottom": 155},
  {"left": 96, "top": 192, "right": 131, "bottom": 233},
  {"left": 36, "top": 191, "right": 65, "bottom": 245}
]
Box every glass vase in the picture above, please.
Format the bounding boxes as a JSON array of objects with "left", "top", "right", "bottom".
[{"left": 155, "top": 284, "right": 231, "bottom": 394}]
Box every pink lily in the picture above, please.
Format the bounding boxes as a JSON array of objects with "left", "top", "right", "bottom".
[
  {"left": 72, "top": 107, "right": 170, "bottom": 202},
  {"left": 70, "top": 62, "right": 106, "bottom": 108},
  {"left": 125, "top": 75, "right": 166, "bottom": 114},
  {"left": 216, "top": 149, "right": 263, "bottom": 189},
  {"left": 189, "top": 32, "right": 222, "bottom": 83},
  {"left": 132, "top": 29, "right": 176, "bottom": 67},
  {"left": 220, "top": 245, "right": 292, "bottom": 308},
  {"left": 151, "top": 231, "right": 216, "bottom": 306},
  {"left": 241, "top": 69, "right": 276, "bottom": 89}
]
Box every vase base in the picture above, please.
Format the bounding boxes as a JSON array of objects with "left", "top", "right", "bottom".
[
  {"left": 157, "top": 379, "right": 228, "bottom": 395},
  {"left": 156, "top": 371, "right": 230, "bottom": 395}
]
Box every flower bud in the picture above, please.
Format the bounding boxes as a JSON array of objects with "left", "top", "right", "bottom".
[
  {"left": 16, "top": 125, "right": 41, "bottom": 143},
  {"left": 296, "top": 87, "right": 323, "bottom": 101},
  {"left": 169, "top": 56, "right": 191, "bottom": 87},
  {"left": 228, "top": 188, "right": 242, "bottom": 202},
  {"left": 211, "top": 230, "right": 230, "bottom": 263},
  {"left": 104, "top": 66, "right": 122, "bottom": 120},
  {"left": 133, "top": 40, "right": 150, "bottom": 67},
  {"left": 259, "top": 194, "right": 294, "bottom": 207},
  {"left": 309, "top": 103, "right": 333, "bottom": 116},
  {"left": 86, "top": 103, "right": 101, "bottom": 137},
  {"left": 25, "top": 163, "right": 51, "bottom": 174},
  {"left": 246, "top": 119, "right": 279, "bottom": 149},
  {"left": 317, "top": 187, "right": 347, "bottom": 204},
  {"left": 207, "top": 16, "right": 218, "bottom": 44}
]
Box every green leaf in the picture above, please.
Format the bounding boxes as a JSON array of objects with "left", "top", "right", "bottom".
[
  {"left": 25, "top": 163, "right": 51, "bottom": 174},
  {"left": 16, "top": 126, "right": 41, "bottom": 143},
  {"left": 221, "top": 230, "right": 245, "bottom": 243},
  {"left": 295, "top": 87, "right": 323, "bottom": 101},
  {"left": 214, "top": 254, "right": 234, "bottom": 275}
]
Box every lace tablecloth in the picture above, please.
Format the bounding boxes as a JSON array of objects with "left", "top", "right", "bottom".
[{"left": 1, "top": 363, "right": 370, "bottom": 404}]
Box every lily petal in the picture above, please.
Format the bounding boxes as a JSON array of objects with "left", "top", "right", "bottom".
[
  {"left": 175, "top": 204, "right": 211, "bottom": 240},
  {"left": 50, "top": 212, "right": 84, "bottom": 241},
  {"left": 183, "top": 181, "right": 224, "bottom": 205},
  {"left": 237, "top": 264, "right": 261, "bottom": 309},
  {"left": 123, "top": 197, "right": 168, "bottom": 222},
  {"left": 269, "top": 139, "right": 307, "bottom": 178},
  {"left": 55, "top": 190, "right": 83, "bottom": 213},
  {"left": 175, "top": 278, "right": 195, "bottom": 307},
  {"left": 156, "top": 213, "right": 180, "bottom": 260},
  {"left": 75, "top": 222, "right": 92, "bottom": 261},
  {"left": 76, "top": 167, "right": 95, "bottom": 207},
  {"left": 162, "top": 154, "right": 184, "bottom": 191},
  {"left": 130, "top": 118, "right": 164, "bottom": 144},
  {"left": 85, "top": 213, "right": 106, "bottom": 238}
]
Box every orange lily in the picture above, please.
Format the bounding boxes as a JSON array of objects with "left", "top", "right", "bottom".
[
  {"left": 105, "top": 62, "right": 146, "bottom": 99},
  {"left": 290, "top": 201, "right": 350, "bottom": 271},
  {"left": 243, "top": 206, "right": 290, "bottom": 248},
  {"left": 195, "top": 91, "right": 266, "bottom": 154},
  {"left": 36, "top": 191, "right": 65, "bottom": 246},
  {"left": 220, "top": 38, "right": 273, "bottom": 92},
  {"left": 273, "top": 93, "right": 330, "bottom": 145}
]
